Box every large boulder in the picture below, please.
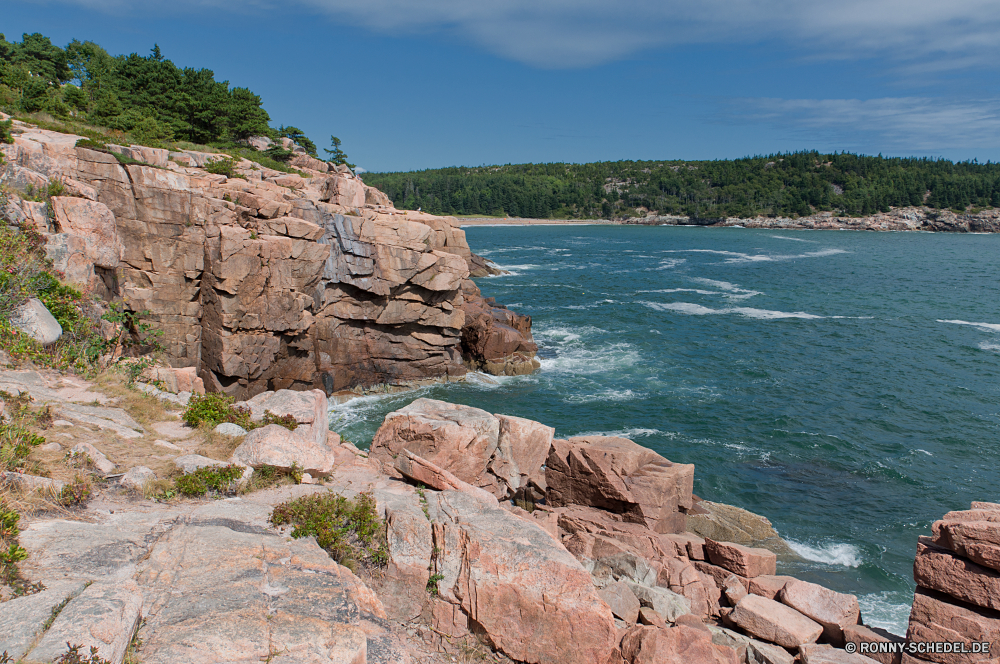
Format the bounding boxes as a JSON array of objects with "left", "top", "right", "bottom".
[
  {"left": 11, "top": 298, "right": 62, "bottom": 345},
  {"left": 371, "top": 398, "right": 547, "bottom": 498},
  {"left": 230, "top": 423, "right": 341, "bottom": 476},
  {"left": 237, "top": 389, "right": 329, "bottom": 447},
  {"left": 394, "top": 449, "right": 499, "bottom": 507},
  {"left": 779, "top": 579, "right": 860, "bottom": 645},
  {"left": 545, "top": 435, "right": 694, "bottom": 534},
  {"left": 705, "top": 539, "right": 777, "bottom": 578},
  {"left": 429, "top": 489, "right": 617, "bottom": 664},
  {"left": 731, "top": 594, "right": 824, "bottom": 648},
  {"left": 688, "top": 500, "right": 794, "bottom": 554},
  {"left": 932, "top": 515, "right": 1000, "bottom": 572},
  {"left": 621, "top": 624, "right": 739, "bottom": 664}
]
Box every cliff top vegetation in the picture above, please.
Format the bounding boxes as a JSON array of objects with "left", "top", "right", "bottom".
[
  {"left": 362, "top": 152, "right": 1000, "bottom": 221},
  {"left": 0, "top": 32, "right": 346, "bottom": 167}
]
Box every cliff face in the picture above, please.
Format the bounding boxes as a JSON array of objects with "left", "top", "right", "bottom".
[{"left": 0, "top": 117, "right": 537, "bottom": 397}]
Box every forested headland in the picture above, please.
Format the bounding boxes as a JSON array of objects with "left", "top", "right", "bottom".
[
  {"left": 362, "top": 153, "right": 1000, "bottom": 220},
  {"left": 0, "top": 32, "right": 346, "bottom": 168}
]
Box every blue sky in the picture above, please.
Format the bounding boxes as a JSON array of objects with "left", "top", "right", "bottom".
[{"left": 5, "top": 0, "right": 1000, "bottom": 171}]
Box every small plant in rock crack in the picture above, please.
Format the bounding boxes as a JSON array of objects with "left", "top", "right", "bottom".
[
  {"left": 53, "top": 643, "right": 112, "bottom": 664},
  {"left": 58, "top": 476, "right": 93, "bottom": 507},
  {"left": 270, "top": 491, "right": 389, "bottom": 573},
  {"left": 426, "top": 572, "right": 444, "bottom": 596}
]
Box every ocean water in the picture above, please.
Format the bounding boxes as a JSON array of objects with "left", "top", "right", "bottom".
[{"left": 330, "top": 225, "right": 1000, "bottom": 635}]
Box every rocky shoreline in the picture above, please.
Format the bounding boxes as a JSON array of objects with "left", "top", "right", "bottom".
[
  {"left": 1, "top": 369, "right": 997, "bottom": 664},
  {"left": 619, "top": 207, "right": 1000, "bottom": 233}
]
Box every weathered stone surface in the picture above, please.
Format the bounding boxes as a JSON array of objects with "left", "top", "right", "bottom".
[
  {"left": 695, "top": 560, "right": 750, "bottom": 593},
  {"left": 381, "top": 490, "right": 433, "bottom": 621},
  {"left": 914, "top": 538, "right": 1000, "bottom": 611},
  {"left": 70, "top": 441, "right": 116, "bottom": 475},
  {"left": 705, "top": 538, "right": 777, "bottom": 578},
  {"left": 625, "top": 581, "right": 692, "bottom": 622},
  {"left": 724, "top": 573, "right": 749, "bottom": 605},
  {"left": 1, "top": 471, "right": 65, "bottom": 493},
  {"left": 54, "top": 402, "right": 144, "bottom": 438},
  {"left": 799, "top": 644, "right": 881, "bottom": 664},
  {"left": 905, "top": 587, "right": 1000, "bottom": 664},
  {"left": 731, "top": 594, "right": 824, "bottom": 648},
  {"left": 120, "top": 465, "right": 156, "bottom": 490},
  {"left": 215, "top": 422, "right": 248, "bottom": 436},
  {"left": 144, "top": 365, "right": 205, "bottom": 395},
  {"left": 25, "top": 580, "right": 143, "bottom": 664},
  {"left": 394, "top": 449, "right": 499, "bottom": 507},
  {"left": 370, "top": 398, "right": 504, "bottom": 493},
  {"left": 599, "top": 580, "right": 642, "bottom": 624},
  {"left": 11, "top": 298, "right": 62, "bottom": 345},
  {"left": 621, "top": 624, "right": 739, "bottom": 664},
  {"left": 429, "top": 489, "right": 617, "bottom": 664},
  {"left": 780, "top": 579, "right": 860, "bottom": 644},
  {"left": 231, "top": 423, "right": 341, "bottom": 476},
  {"left": 546, "top": 435, "right": 694, "bottom": 534},
  {"left": 50, "top": 196, "right": 124, "bottom": 270},
  {"left": 749, "top": 638, "right": 798, "bottom": 664},
  {"left": 658, "top": 557, "right": 721, "bottom": 618},
  {"left": 750, "top": 575, "right": 796, "bottom": 600},
  {"left": 688, "top": 501, "right": 793, "bottom": 554},
  {"left": 0, "top": 580, "right": 87, "bottom": 661},
  {"left": 933, "top": 518, "right": 1000, "bottom": 572},
  {"left": 490, "top": 413, "right": 554, "bottom": 495},
  {"left": 639, "top": 606, "right": 669, "bottom": 628},
  {"left": 843, "top": 624, "right": 904, "bottom": 664}
]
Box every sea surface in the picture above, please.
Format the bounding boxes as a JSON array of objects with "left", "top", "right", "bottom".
[{"left": 329, "top": 224, "right": 1000, "bottom": 635}]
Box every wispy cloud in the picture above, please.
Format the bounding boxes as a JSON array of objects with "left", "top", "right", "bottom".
[
  {"left": 15, "top": 0, "right": 1000, "bottom": 70},
  {"left": 728, "top": 97, "right": 1000, "bottom": 152}
]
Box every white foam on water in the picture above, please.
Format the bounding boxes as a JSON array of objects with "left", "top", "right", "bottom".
[
  {"left": 787, "top": 540, "right": 862, "bottom": 567},
  {"left": 857, "top": 592, "right": 913, "bottom": 637},
  {"left": 327, "top": 387, "right": 432, "bottom": 431},
  {"left": 653, "top": 258, "right": 687, "bottom": 270},
  {"left": 980, "top": 341, "right": 1000, "bottom": 352},
  {"left": 637, "top": 288, "right": 719, "bottom": 295},
  {"left": 564, "top": 388, "right": 643, "bottom": 404},
  {"left": 939, "top": 319, "right": 1000, "bottom": 332},
  {"left": 914, "top": 448, "right": 933, "bottom": 456},
  {"left": 664, "top": 248, "right": 847, "bottom": 264},
  {"left": 577, "top": 427, "right": 670, "bottom": 439},
  {"left": 642, "top": 301, "right": 825, "bottom": 320},
  {"left": 770, "top": 235, "right": 817, "bottom": 243},
  {"left": 690, "top": 278, "right": 761, "bottom": 300}
]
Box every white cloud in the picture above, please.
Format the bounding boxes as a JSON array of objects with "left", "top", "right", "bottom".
[
  {"left": 13, "top": 0, "right": 1000, "bottom": 70},
  {"left": 730, "top": 96, "right": 1000, "bottom": 151}
]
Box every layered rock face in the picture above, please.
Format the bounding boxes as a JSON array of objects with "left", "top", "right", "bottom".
[
  {"left": 905, "top": 502, "right": 1000, "bottom": 663},
  {"left": 0, "top": 119, "right": 537, "bottom": 398}
]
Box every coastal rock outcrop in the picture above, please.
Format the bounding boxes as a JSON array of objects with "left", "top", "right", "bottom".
[
  {"left": 0, "top": 120, "right": 538, "bottom": 399},
  {"left": 903, "top": 502, "right": 1000, "bottom": 663}
]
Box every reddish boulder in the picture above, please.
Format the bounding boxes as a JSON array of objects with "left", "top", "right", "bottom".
[
  {"left": 779, "top": 579, "right": 860, "bottom": 645},
  {"left": 621, "top": 625, "right": 738, "bottom": 664},
  {"left": 905, "top": 587, "right": 1000, "bottom": 664},
  {"left": 731, "top": 594, "right": 824, "bottom": 648},
  {"left": 546, "top": 436, "right": 694, "bottom": 534},
  {"left": 799, "top": 644, "right": 881, "bottom": 663},
  {"left": 658, "top": 558, "right": 720, "bottom": 618},
  {"left": 599, "top": 580, "right": 642, "bottom": 624},
  {"left": 370, "top": 398, "right": 500, "bottom": 490},
  {"left": 913, "top": 538, "right": 1000, "bottom": 611},
  {"left": 705, "top": 539, "right": 777, "bottom": 578},
  {"left": 490, "top": 413, "right": 554, "bottom": 495},
  {"left": 460, "top": 280, "right": 540, "bottom": 376},
  {"left": 933, "top": 519, "right": 1000, "bottom": 572},
  {"left": 394, "top": 450, "right": 499, "bottom": 507},
  {"left": 842, "top": 624, "right": 904, "bottom": 664},
  {"left": 749, "top": 575, "right": 796, "bottom": 600}
]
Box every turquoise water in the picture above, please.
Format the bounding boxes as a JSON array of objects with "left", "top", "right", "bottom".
[{"left": 330, "top": 225, "right": 1000, "bottom": 635}]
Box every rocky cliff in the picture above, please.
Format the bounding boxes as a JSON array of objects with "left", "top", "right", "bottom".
[
  {"left": 0, "top": 114, "right": 538, "bottom": 398},
  {"left": 623, "top": 207, "right": 1000, "bottom": 232}
]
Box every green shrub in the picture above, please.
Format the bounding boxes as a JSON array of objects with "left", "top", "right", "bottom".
[
  {"left": 0, "top": 119, "right": 12, "bottom": 144},
  {"left": 174, "top": 464, "right": 244, "bottom": 497},
  {"left": 204, "top": 156, "right": 244, "bottom": 179},
  {"left": 270, "top": 491, "right": 388, "bottom": 572},
  {"left": 0, "top": 499, "right": 28, "bottom": 586},
  {"left": 182, "top": 393, "right": 252, "bottom": 429},
  {"left": 261, "top": 411, "right": 297, "bottom": 431},
  {"left": 74, "top": 137, "right": 107, "bottom": 151},
  {"left": 53, "top": 644, "right": 112, "bottom": 664}
]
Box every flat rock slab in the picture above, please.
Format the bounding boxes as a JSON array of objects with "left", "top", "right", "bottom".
[
  {"left": 0, "top": 580, "right": 87, "bottom": 661},
  {"left": 24, "top": 580, "right": 143, "bottom": 664},
  {"left": 598, "top": 580, "right": 641, "bottom": 624},
  {"left": 137, "top": 500, "right": 405, "bottom": 664},
  {"left": 906, "top": 587, "right": 1000, "bottom": 664},
  {"left": 624, "top": 581, "right": 692, "bottom": 622},
  {"left": 54, "top": 403, "right": 144, "bottom": 438},
  {"left": 732, "top": 593, "right": 823, "bottom": 648}
]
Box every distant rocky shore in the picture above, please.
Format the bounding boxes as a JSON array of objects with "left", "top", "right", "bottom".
[{"left": 620, "top": 207, "right": 1000, "bottom": 233}]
